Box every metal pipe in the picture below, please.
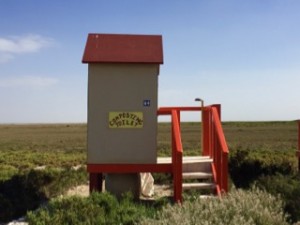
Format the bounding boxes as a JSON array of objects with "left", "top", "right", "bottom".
[{"left": 195, "top": 98, "right": 204, "bottom": 108}]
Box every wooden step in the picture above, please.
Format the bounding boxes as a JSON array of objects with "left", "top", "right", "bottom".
[
  {"left": 182, "top": 172, "right": 212, "bottom": 180},
  {"left": 182, "top": 159, "right": 212, "bottom": 173},
  {"left": 183, "top": 156, "right": 212, "bottom": 162},
  {"left": 158, "top": 156, "right": 213, "bottom": 173},
  {"left": 157, "top": 156, "right": 212, "bottom": 164},
  {"left": 182, "top": 182, "right": 215, "bottom": 190}
]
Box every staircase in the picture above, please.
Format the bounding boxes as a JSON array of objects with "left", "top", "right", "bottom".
[
  {"left": 89, "top": 105, "right": 228, "bottom": 203},
  {"left": 158, "top": 156, "right": 216, "bottom": 195},
  {"left": 182, "top": 156, "right": 215, "bottom": 194}
]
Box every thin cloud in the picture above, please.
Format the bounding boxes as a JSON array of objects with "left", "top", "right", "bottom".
[
  {"left": 0, "top": 76, "right": 59, "bottom": 88},
  {"left": 0, "top": 34, "right": 54, "bottom": 63},
  {"left": 0, "top": 53, "right": 14, "bottom": 63}
]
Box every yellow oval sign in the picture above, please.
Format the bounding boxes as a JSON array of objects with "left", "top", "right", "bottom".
[{"left": 109, "top": 112, "right": 143, "bottom": 128}]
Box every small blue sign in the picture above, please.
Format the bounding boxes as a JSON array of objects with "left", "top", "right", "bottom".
[{"left": 143, "top": 100, "right": 151, "bottom": 107}]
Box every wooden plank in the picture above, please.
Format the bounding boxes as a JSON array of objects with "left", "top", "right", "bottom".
[
  {"left": 182, "top": 182, "right": 215, "bottom": 190},
  {"left": 182, "top": 172, "right": 212, "bottom": 179}
]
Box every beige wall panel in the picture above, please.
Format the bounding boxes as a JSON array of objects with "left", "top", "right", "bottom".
[{"left": 87, "top": 63, "right": 158, "bottom": 164}]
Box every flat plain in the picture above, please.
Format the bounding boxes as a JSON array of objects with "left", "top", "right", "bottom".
[{"left": 0, "top": 121, "right": 298, "bottom": 180}]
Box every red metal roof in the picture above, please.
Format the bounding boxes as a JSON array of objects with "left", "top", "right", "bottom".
[{"left": 82, "top": 33, "right": 163, "bottom": 64}]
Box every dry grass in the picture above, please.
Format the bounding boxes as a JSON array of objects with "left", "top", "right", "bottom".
[
  {"left": 0, "top": 124, "right": 86, "bottom": 180},
  {"left": 0, "top": 121, "right": 298, "bottom": 180},
  {"left": 140, "top": 187, "right": 289, "bottom": 225},
  {"left": 0, "top": 121, "right": 298, "bottom": 224}
]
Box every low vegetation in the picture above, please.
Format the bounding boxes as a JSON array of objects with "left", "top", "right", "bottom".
[
  {"left": 256, "top": 174, "right": 300, "bottom": 222},
  {"left": 0, "top": 124, "right": 86, "bottom": 181},
  {"left": 27, "top": 188, "right": 290, "bottom": 225},
  {"left": 0, "top": 167, "right": 87, "bottom": 222},
  {"left": 229, "top": 148, "right": 295, "bottom": 188},
  {"left": 27, "top": 192, "right": 163, "bottom": 225},
  {"left": 0, "top": 121, "right": 299, "bottom": 224},
  {"left": 141, "top": 187, "right": 289, "bottom": 225}
]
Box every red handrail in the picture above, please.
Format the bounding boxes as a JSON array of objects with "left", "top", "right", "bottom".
[
  {"left": 157, "top": 104, "right": 229, "bottom": 201},
  {"left": 297, "top": 120, "right": 300, "bottom": 172},
  {"left": 171, "top": 110, "right": 183, "bottom": 203},
  {"left": 157, "top": 108, "right": 183, "bottom": 202},
  {"left": 211, "top": 106, "right": 229, "bottom": 193},
  {"left": 171, "top": 110, "right": 183, "bottom": 153},
  {"left": 197, "top": 104, "right": 229, "bottom": 194},
  {"left": 298, "top": 121, "right": 300, "bottom": 151},
  {"left": 211, "top": 108, "right": 229, "bottom": 154}
]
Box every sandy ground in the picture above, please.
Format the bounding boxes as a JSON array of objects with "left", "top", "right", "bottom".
[
  {"left": 65, "top": 183, "right": 173, "bottom": 199},
  {"left": 65, "top": 184, "right": 90, "bottom": 197}
]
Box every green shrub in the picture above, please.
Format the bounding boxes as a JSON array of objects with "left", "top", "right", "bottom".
[
  {"left": 151, "top": 173, "right": 172, "bottom": 184},
  {"left": 256, "top": 173, "right": 300, "bottom": 223},
  {"left": 27, "top": 195, "right": 106, "bottom": 225},
  {"left": 140, "top": 187, "right": 289, "bottom": 225},
  {"left": 40, "top": 167, "right": 88, "bottom": 198},
  {"left": 0, "top": 193, "right": 13, "bottom": 221},
  {"left": 0, "top": 171, "right": 47, "bottom": 222},
  {"left": 26, "top": 192, "right": 149, "bottom": 225},
  {"left": 0, "top": 165, "right": 18, "bottom": 181},
  {"left": 0, "top": 168, "right": 87, "bottom": 223},
  {"left": 229, "top": 148, "right": 294, "bottom": 188}
]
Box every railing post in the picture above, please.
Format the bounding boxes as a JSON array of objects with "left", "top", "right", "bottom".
[
  {"left": 212, "top": 104, "right": 221, "bottom": 189},
  {"left": 172, "top": 111, "right": 176, "bottom": 198},
  {"left": 212, "top": 104, "right": 221, "bottom": 120},
  {"left": 298, "top": 120, "right": 300, "bottom": 173},
  {"left": 210, "top": 105, "right": 229, "bottom": 194},
  {"left": 211, "top": 111, "right": 215, "bottom": 159},
  {"left": 176, "top": 150, "right": 183, "bottom": 203},
  {"left": 212, "top": 104, "right": 221, "bottom": 159},
  {"left": 176, "top": 110, "right": 182, "bottom": 202},
  {"left": 222, "top": 152, "right": 228, "bottom": 193},
  {"left": 172, "top": 110, "right": 183, "bottom": 203},
  {"left": 177, "top": 110, "right": 181, "bottom": 129},
  {"left": 202, "top": 107, "right": 211, "bottom": 156},
  {"left": 215, "top": 139, "right": 221, "bottom": 190},
  {"left": 172, "top": 119, "right": 176, "bottom": 165}
]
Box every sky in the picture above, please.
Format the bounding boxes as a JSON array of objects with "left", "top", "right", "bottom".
[{"left": 0, "top": 0, "right": 300, "bottom": 123}]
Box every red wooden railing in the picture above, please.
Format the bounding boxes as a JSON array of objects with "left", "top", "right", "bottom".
[
  {"left": 298, "top": 121, "right": 300, "bottom": 152},
  {"left": 297, "top": 120, "right": 300, "bottom": 172},
  {"left": 298, "top": 120, "right": 300, "bottom": 153},
  {"left": 158, "top": 104, "right": 229, "bottom": 201},
  {"left": 171, "top": 110, "right": 183, "bottom": 202},
  {"left": 88, "top": 104, "right": 229, "bottom": 203},
  {"left": 202, "top": 105, "right": 229, "bottom": 195}
]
